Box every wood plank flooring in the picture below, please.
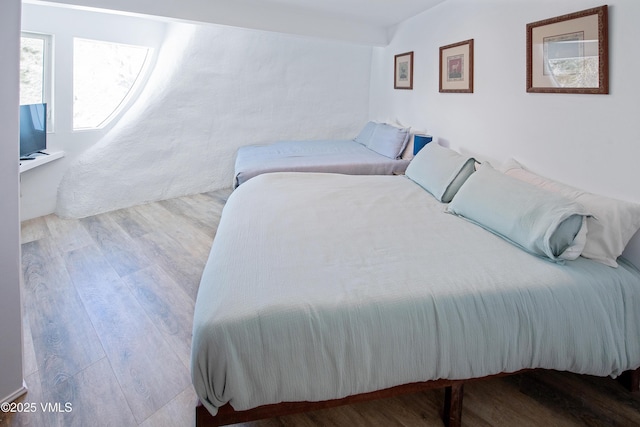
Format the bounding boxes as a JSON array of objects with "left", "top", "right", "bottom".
[{"left": 3, "top": 188, "right": 640, "bottom": 427}]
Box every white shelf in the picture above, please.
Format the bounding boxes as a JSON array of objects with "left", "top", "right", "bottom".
[{"left": 19, "top": 150, "right": 65, "bottom": 174}]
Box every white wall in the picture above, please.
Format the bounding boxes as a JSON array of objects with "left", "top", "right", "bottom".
[
  {"left": 371, "top": 0, "right": 640, "bottom": 204},
  {"left": 20, "top": 4, "right": 168, "bottom": 220},
  {"left": 0, "top": 0, "right": 26, "bottom": 405},
  {"left": 56, "top": 21, "right": 372, "bottom": 218}
]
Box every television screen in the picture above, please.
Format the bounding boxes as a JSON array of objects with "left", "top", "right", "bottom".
[{"left": 20, "top": 103, "right": 47, "bottom": 158}]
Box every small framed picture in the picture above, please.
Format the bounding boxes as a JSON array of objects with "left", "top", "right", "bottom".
[
  {"left": 526, "top": 5, "right": 608, "bottom": 94},
  {"left": 394, "top": 51, "right": 414, "bottom": 90},
  {"left": 439, "top": 39, "right": 474, "bottom": 93}
]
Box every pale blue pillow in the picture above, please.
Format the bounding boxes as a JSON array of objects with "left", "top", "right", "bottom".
[
  {"left": 366, "top": 123, "right": 410, "bottom": 159},
  {"left": 405, "top": 143, "right": 475, "bottom": 203},
  {"left": 447, "top": 163, "right": 590, "bottom": 262},
  {"left": 354, "top": 121, "right": 378, "bottom": 145}
]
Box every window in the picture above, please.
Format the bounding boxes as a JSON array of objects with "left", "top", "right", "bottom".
[
  {"left": 73, "top": 38, "right": 151, "bottom": 130},
  {"left": 20, "top": 32, "right": 52, "bottom": 126}
]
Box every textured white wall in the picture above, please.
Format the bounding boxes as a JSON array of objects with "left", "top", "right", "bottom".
[
  {"left": 57, "top": 22, "right": 372, "bottom": 218},
  {"left": 371, "top": 0, "right": 640, "bottom": 204}
]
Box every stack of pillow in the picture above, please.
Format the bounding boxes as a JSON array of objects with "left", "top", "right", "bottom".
[
  {"left": 405, "top": 143, "right": 640, "bottom": 266},
  {"left": 354, "top": 121, "right": 411, "bottom": 160}
]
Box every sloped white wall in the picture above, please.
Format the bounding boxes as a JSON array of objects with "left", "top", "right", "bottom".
[
  {"left": 57, "top": 21, "right": 371, "bottom": 218},
  {"left": 371, "top": 0, "right": 640, "bottom": 204}
]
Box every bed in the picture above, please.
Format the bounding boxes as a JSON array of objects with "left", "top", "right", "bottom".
[
  {"left": 233, "top": 122, "right": 412, "bottom": 187},
  {"left": 192, "top": 144, "right": 640, "bottom": 426}
]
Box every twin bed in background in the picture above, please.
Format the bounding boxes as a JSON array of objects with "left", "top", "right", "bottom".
[
  {"left": 233, "top": 121, "right": 412, "bottom": 187},
  {"left": 193, "top": 142, "right": 640, "bottom": 427}
]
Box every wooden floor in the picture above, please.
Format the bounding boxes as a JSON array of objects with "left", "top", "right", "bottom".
[{"left": 3, "top": 188, "right": 640, "bottom": 427}]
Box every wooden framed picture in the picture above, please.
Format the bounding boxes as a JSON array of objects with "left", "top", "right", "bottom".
[
  {"left": 439, "top": 39, "right": 474, "bottom": 93},
  {"left": 526, "top": 5, "right": 608, "bottom": 94},
  {"left": 394, "top": 51, "right": 414, "bottom": 90}
]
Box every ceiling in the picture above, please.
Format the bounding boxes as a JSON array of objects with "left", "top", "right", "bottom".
[
  {"left": 34, "top": 0, "right": 447, "bottom": 45},
  {"left": 262, "top": 0, "right": 447, "bottom": 28}
]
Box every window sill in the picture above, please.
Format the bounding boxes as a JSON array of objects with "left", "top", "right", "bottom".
[{"left": 20, "top": 150, "right": 65, "bottom": 174}]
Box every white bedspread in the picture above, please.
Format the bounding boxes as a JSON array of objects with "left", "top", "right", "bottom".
[
  {"left": 234, "top": 140, "right": 410, "bottom": 187},
  {"left": 192, "top": 173, "right": 640, "bottom": 416}
]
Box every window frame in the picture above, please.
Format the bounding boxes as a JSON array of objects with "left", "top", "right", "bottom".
[{"left": 20, "top": 31, "right": 54, "bottom": 131}]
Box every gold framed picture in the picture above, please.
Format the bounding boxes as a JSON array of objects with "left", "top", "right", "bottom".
[
  {"left": 394, "top": 51, "right": 414, "bottom": 90},
  {"left": 526, "top": 5, "right": 608, "bottom": 94},
  {"left": 439, "top": 39, "right": 474, "bottom": 93}
]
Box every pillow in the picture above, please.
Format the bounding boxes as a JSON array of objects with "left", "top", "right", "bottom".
[
  {"left": 366, "top": 123, "right": 410, "bottom": 159},
  {"left": 560, "top": 216, "right": 588, "bottom": 261},
  {"left": 354, "top": 121, "right": 378, "bottom": 145},
  {"left": 503, "top": 158, "right": 640, "bottom": 267},
  {"left": 405, "top": 143, "right": 476, "bottom": 203},
  {"left": 447, "top": 163, "right": 590, "bottom": 262}
]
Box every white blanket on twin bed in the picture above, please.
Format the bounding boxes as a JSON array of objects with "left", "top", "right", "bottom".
[
  {"left": 233, "top": 139, "right": 410, "bottom": 187},
  {"left": 191, "top": 172, "right": 640, "bottom": 416}
]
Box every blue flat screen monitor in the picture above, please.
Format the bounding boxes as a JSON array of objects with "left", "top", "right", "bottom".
[{"left": 20, "top": 103, "right": 47, "bottom": 158}]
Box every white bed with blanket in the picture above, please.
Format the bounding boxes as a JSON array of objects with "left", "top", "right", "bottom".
[
  {"left": 233, "top": 122, "right": 412, "bottom": 187},
  {"left": 192, "top": 143, "right": 640, "bottom": 426}
]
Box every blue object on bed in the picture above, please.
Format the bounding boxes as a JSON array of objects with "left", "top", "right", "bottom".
[{"left": 413, "top": 134, "right": 433, "bottom": 155}]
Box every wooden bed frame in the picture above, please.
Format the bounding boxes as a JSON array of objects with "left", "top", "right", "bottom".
[{"left": 195, "top": 368, "right": 639, "bottom": 426}]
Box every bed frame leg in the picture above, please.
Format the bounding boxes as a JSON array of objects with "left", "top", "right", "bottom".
[
  {"left": 196, "top": 400, "right": 219, "bottom": 427},
  {"left": 618, "top": 368, "right": 640, "bottom": 392},
  {"left": 442, "top": 383, "right": 464, "bottom": 427}
]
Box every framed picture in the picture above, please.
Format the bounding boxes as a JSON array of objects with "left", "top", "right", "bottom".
[
  {"left": 439, "top": 39, "right": 474, "bottom": 93},
  {"left": 526, "top": 5, "right": 608, "bottom": 94},
  {"left": 394, "top": 51, "right": 414, "bottom": 90}
]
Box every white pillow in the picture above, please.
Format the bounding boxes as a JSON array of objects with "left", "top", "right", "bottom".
[
  {"left": 560, "top": 216, "right": 588, "bottom": 261},
  {"left": 366, "top": 123, "right": 410, "bottom": 159},
  {"left": 405, "top": 143, "right": 475, "bottom": 203},
  {"left": 502, "top": 158, "right": 640, "bottom": 267},
  {"left": 448, "top": 163, "right": 589, "bottom": 262},
  {"left": 354, "top": 121, "right": 378, "bottom": 145}
]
